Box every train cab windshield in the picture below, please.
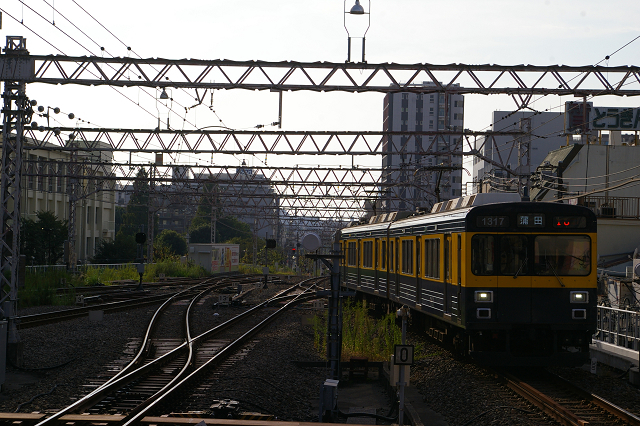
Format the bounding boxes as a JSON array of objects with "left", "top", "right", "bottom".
[{"left": 471, "top": 234, "right": 591, "bottom": 276}]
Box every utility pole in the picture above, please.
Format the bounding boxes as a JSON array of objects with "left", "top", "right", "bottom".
[
  {"left": 0, "top": 36, "right": 32, "bottom": 368},
  {"left": 66, "top": 134, "right": 78, "bottom": 271},
  {"left": 310, "top": 231, "right": 354, "bottom": 422},
  {"left": 210, "top": 183, "right": 217, "bottom": 244},
  {"left": 147, "top": 164, "right": 156, "bottom": 263},
  {"left": 517, "top": 117, "right": 532, "bottom": 200}
]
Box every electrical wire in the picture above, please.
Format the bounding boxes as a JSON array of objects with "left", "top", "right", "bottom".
[
  {"left": 68, "top": 0, "right": 231, "bottom": 130},
  {"left": 474, "top": 31, "right": 640, "bottom": 169},
  {"left": 24, "top": 1, "right": 194, "bottom": 135},
  {"left": 8, "top": 0, "right": 222, "bottom": 172}
]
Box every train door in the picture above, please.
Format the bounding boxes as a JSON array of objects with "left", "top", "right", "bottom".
[
  {"left": 385, "top": 238, "right": 392, "bottom": 298},
  {"left": 357, "top": 239, "right": 362, "bottom": 286},
  {"left": 496, "top": 234, "right": 532, "bottom": 323},
  {"left": 456, "top": 233, "right": 462, "bottom": 317},
  {"left": 339, "top": 241, "right": 345, "bottom": 284},
  {"left": 415, "top": 236, "right": 421, "bottom": 303},
  {"left": 374, "top": 238, "right": 379, "bottom": 291},
  {"left": 394, "top": 237, "right": 400, "bottom": 298},
  {"left": 444, "top": 233, "right": 451, "bottom": 314}
]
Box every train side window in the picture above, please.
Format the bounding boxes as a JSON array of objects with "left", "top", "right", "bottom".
[
  {"left": 362, "top": 241, "right": 373, "bottom": 268},
  {"left": 381, "top": 240, "right": 387, "bottom": 270},
  {"left": 347, "top": 242, "right": 357, "bottom": 266},
  {"left": 424, "top": 238, "right": 440, "bottom": 278},
  {"left": 534, "top": 235, "right": 591, "bottom": 276},
  {"left": 499, "top": 235, "right": 528, "bottom": 276},
  {"left": 401, "top": 239, "right": 413, "bottom": 274},
  {"left": 471, "top": 235, "right": 495, "bottom": 275}
]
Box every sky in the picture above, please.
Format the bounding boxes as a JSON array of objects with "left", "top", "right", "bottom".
[{"left": 1, "top": 0, "right": 640, "bottom": 172}]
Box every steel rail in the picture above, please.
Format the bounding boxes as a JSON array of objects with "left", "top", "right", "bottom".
[
  {"left": 121, "top": 278, "right": 323, "bottom": 425},
  {"left": 499, "top": 370, "right": 586, "bottom": 426},
  {"left": 16, "top": 292, "right": 187, "bottom": 329},
  {"left": 549, "top": 371, "right": 640, "bottom": 426},
  {"left": 499, "top": 369, "right": 640, "bottom": 426},
  {"left": 32, "top": 278, "right": 317, "bottom": 425},
  {"left": 32, "top": 278, "right": 222, "bottom": 426}
]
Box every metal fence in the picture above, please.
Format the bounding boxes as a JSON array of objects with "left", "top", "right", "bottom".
[
  {"left": 580, "top": 196, "right": 640, "bottom": 219},
  {"left": 594, "top": 305, "right": 640, "bottom": 351},
  {"left": 26, "top": 263, "right": 136, "bottom": 274}
]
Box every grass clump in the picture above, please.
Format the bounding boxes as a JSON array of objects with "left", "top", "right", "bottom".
[
  {"left": 313, "top": 300, "right": 403, "bottom": 361},
  {"left": 19, "top": 270, "right": 79, "bottom": 308},
  {"left": 142, "top": 260, "right": 207, "bottom": 280},
  {"left": 17, "top": 260, "right": 208, "bottom": 308}
]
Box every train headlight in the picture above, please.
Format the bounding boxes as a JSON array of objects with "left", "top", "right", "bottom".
[
  {"left": 475, "top": 291, "right": 493, "bottom": 302},
  {"left": 476, "top": 308, "right": 491, "bottom": 319},
  {"left": 570, "top": 291, "right": 588, "bottom": 303}
]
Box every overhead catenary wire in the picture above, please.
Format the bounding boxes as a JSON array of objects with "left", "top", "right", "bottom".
[
  {"left": 472, "top": 32, "right": 640, "bottom": 177},
  {"left": 2, "top": 6, "right": 219, "bottom": 168},
  {"left": 68, "top": 0, "right": 232, "bottom": 130}
]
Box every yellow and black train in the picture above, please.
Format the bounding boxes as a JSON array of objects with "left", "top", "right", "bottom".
[{"left": 339, "top": 193, "right": 597, "bottom": 366}]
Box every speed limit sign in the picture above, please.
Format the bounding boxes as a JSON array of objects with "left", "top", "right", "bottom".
[{"left": 394, "top": 344, "right": 414, "bottom": 365}]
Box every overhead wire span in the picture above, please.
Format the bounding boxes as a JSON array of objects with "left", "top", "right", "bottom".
[
  {"left": 473, "top": 31, "right": 640, "bottom": 167},
  {"left": 6, "top": 2, "right": 214, "bottom": 166},
  {"left": 69, "top": 0, "right": 230, "bottom": 131}
]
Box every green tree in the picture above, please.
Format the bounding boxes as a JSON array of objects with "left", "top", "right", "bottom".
[
  {"left": 118, "top": 168, "right": 150, "bottom": 238},
  {"left": 21, "top": 211, "right": 68, "bottom": 265},
  {"left": 115, "top": 205, "right": 126, "bottom": 234},
  {"left": 189, "top": 191, "right": 252, "bottom": 244},
  {"left": 93, "top": 168, "right": 151, "bottom": 264},
  {"left": 217, "top": 216, "right": 252, "bottom": 242},
  {"left": 155, "top": 229, "right": 187, "bottom": 256},
  {"left": 189, "top": 223, "right": 211, "bottom": 244},
  {"left": 92, "top": 234, "right": 137, "bottom": 264}
]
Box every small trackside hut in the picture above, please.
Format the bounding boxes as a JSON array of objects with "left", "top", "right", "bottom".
[{"left": 340, "top": 193, "right": 597, "bottom": 366}]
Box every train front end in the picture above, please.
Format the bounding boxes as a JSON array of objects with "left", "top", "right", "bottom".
[{"left": 464, "top": 202, "right": 597, "bottom": 367}]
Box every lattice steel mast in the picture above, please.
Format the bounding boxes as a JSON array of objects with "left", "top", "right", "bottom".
[{"left": 0, "top": 37, "right": 32, "bottom": 357}]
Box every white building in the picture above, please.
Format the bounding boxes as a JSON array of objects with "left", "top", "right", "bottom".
[
  {"left": 470, "top": 111, "right": 566, "bottom": 197},
  {"left": 530, "top": 141, "right": 640, "bottom": 258},
  {"left": 382, "top": 82, "right": 464, "bottom": 212},
  {"left": 2, "top": 137, "right": 117, "bottom": 263}
]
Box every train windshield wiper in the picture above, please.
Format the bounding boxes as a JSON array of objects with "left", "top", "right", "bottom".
[
  {"left": 546, "top": 259, "right": 565, "bottom": 287},
  {"left": 513, "top": 257, "right": 527, "bottom": 279}
]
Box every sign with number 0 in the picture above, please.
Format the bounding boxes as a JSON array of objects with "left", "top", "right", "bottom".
[{"left": 394, "top": 344, "right": 414, "bottom": 365}]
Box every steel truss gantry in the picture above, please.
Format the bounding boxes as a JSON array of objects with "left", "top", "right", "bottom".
[
  {"left": 2, "top": 55, "right": 640, "bottom": 103},
  {"left": 3, "top": 36, "right": 640, "bottom": 351}
]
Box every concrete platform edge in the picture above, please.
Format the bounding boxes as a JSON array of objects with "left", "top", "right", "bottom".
[
  {"left": 381, "top": 362, "right": 448, "bottom": 426},
  {"left": 590, "top": 341, "right": 639, "bottom": 372}
]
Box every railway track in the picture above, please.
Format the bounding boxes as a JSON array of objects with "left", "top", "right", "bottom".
[
  {"left": 497, "top": 368, "right": 640, "bottom": 426},
  {"left": 15, "top": 275, "right": 275, "bottom": 328},
  {"left": 19, "top": 276, "right": 324, "bottom": 426}
]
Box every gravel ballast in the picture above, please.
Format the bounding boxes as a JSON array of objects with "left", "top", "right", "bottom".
[{"left": 1, "top": 298, "right": 638, "bottom": 424}]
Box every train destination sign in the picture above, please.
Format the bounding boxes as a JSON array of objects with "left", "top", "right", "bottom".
[
  {"left": 516, "top": 214, "right": 545, "bottom": 228},
  {"left": 552, "top": 216, "right": 587, "bottom": 229}
]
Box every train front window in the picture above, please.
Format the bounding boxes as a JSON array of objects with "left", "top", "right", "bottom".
[
  {"left": 471, "top": 235, "right": 494, "bottom": 275},
  {"left": 534, "top": 235, "right": 591, "bottom": 276},
  {"left": 500, "top": 235, "right": 528, "bottom": 276}
]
